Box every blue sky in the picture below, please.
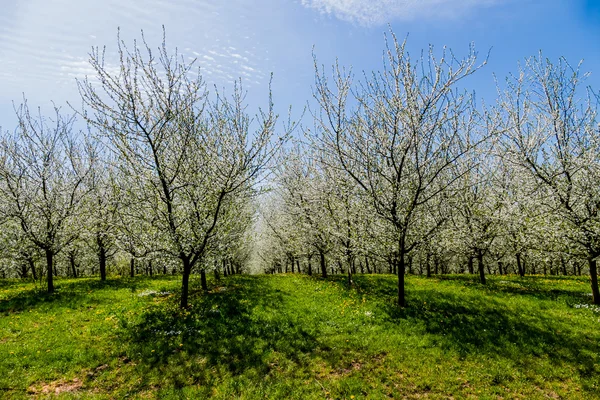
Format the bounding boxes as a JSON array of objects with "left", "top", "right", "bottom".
[{"left": 0, "top": 0, "right": 599, "bottom": 130}]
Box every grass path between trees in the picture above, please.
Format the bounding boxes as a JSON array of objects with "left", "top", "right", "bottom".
[{"left": 0, "top": 273, "right": 599, "bottom": 398}]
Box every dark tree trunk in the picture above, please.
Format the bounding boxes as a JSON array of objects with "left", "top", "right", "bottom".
[
  {"left": 434, "top": 257, "right": 439, "bottom": 275},
  {"left": 320, "top": 250, "right": 327, "bottom": 278},
  {"left": 181, "top": 257, "right": 191, "bottom": 309},
  {"left": 561, "top": 255, "right": 567, "bottom": 276},
  {"left": 45, "top": 249, "right": 54, "bottom": 293},
  {"left": 200, "top": 269, "right": 207, "bottom": 291},
  {"left": 347, "top": 255, "right": 353, "bottom": 287},
  {"left": 19, "top": 263, "right": 28, "bottom": 278},
  {"left": 426, "top": 253, "right": 431, "bottom": 278},
  {"left": 477, "top": 249, "right": 486, "bottom": 284},
  {"left": 223, "top": 259, "right": 228, "bottom": 277},
  {"left": 589, "top": 257, "right": 600, "bottom": 305},
  {"left": 498, "top": 261, "right": 504, "bottom": 276},
  {"left": 296, "top": 258, "right": 301, "bottom": 273},
  {"left": 468, "top": 256, "right": 474, "bottom": 274},
  {"left": 516, "top": 252, "right": 524, "bottom": 277},
  {"left": 307, "top": 255, "right": 312, "bottom": 276},
  {"left": 69, "top": 254, "right": 77, "bottom": 278},
  {"left": 130, "top": 258, "right": 135, "bottom": 277},
  {"left": 29, "top": 256, "right": 37, "bottom": 280},
  {"left": 99, "top": 246, "right": 107, "bottom": 281},
  {"left": 397, "top": 251, "right": 406, "bottom": 307},
  {"left": 291, "top": 257, "right": 295, "bottom": 273},
  {"left": 366, "top": 256, "right": 371, "bottom": 274}
]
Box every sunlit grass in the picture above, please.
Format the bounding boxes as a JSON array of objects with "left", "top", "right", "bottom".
[{"left": 0, "top": 273, "right": 598, "bottom": 398}]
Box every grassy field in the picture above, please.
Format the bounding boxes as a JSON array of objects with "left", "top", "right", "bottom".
[{"left": 0, "top": 273, "right": 599, "bottom": 399}]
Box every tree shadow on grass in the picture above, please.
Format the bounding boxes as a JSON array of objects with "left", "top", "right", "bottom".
[
  {"left": 436, "top": 274, "right": 592, "bottom": 303},
  {"left": 336, "top": 275, "right": 600, "bottom": 393},
  {"left": 0, "top": 277, "right": 146, "bottom": 314},
  {"left": 118, "top": 276, "right": 321, "bottom": 390}
]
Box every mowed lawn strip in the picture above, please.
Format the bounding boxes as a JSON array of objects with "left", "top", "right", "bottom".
[{"left": 0, "top": 274, "right": 598, "bottom": 399}]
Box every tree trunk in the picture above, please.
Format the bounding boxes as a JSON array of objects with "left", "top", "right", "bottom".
[
  {"left": 99, "top": 246, "right": 107, "bottom": 281},
  {"left": 19, "top": 263, "right": 28, "bottom": 279},
  {"left": 200, "top": 269, "right": 207, "bottom": 291},
  {"left": 468, "top": 256, "right": 474, "bottom": 274},
  {"left": 69, "top": 254, "right": 77, "bottom": 278},
  {"left": 45, "top": 249, "right": 54, "bottom": 293},
  {"left": 347, "top": 254, "right": 353, "bottom": 287},
  {"left": 498, "top": 261, "right": 504, "bottom": 276},
  {"left": 589, "top": 257, "right": 600, "bottom": 305},
  {"left": 29, "top": 256, "right": 37, "bottom": 280},
  {"left": 426, "top": 252, "right": 431, "bottom": 278},
  {"left": 181, "top": 257, "right": 191, "bottom": 308},
  {"left": 223, "top": 259, "right": 228, "bottom": 277},
  {"left": 477, "top": 249, "right": 486, "bottom": 285},
  {"left": 307, "top": 255, "right": 312, "bottom": 276},
  {"left": 320, "top": 250, "right": 327, "bottom": 278},
  {"left": 365, "top": 256, "right": 371, "bottom": 274},
  {"left": 296, "top": 258, "right": 301, "bottom": 273},
  {"left": 397, "top": 251, "right": 406, "bottom": 307},
  {"left": 516, "top": 252, "right": 524, "bottom": 277},
  {"left": 130, "top": 257, "right": 135, "bottom": 277}
]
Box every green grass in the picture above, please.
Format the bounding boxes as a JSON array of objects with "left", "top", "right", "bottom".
[{"left": 1, "top": 273, "right": 599, "bottom": 399}]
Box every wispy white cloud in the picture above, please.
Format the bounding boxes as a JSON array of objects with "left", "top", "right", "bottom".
[{"left": 301, "top": 0, "right": 506, "bottom": 26}]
